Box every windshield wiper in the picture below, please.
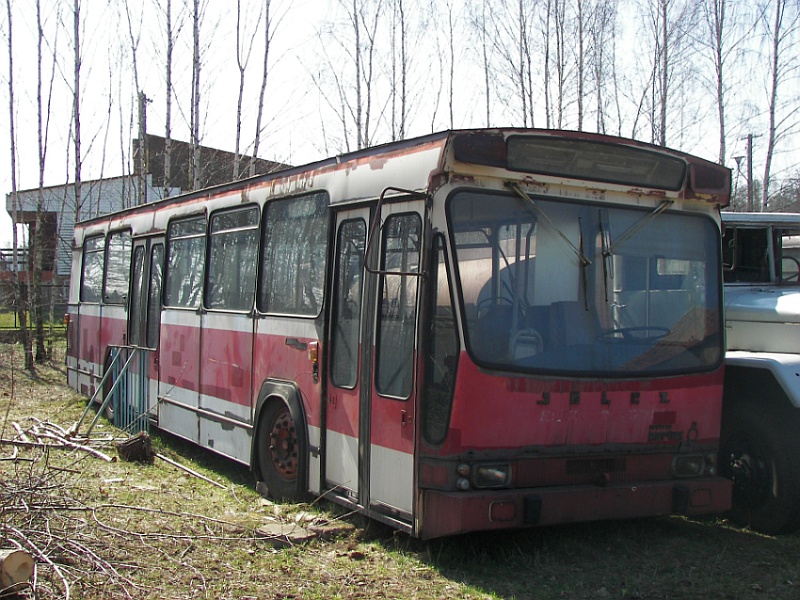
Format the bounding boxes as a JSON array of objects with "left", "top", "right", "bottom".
[
  {"left": 508, "top": 183, "right": 592, "bottom": 266},
  {"left": 599, "top": 209, "right": 612, "bottom": 302},
  {"left": 606, "top": 199, "right": 674, "bottom": 255}
]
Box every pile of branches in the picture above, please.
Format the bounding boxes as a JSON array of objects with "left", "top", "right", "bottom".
[
  {"left": 0, "top": 419, "right": 133, "bottom": 598},
  {"left": 0, "top": 420, "right": 258, "bottom": 599}
]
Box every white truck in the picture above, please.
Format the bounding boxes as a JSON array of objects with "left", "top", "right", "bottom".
[{"left": 721, "top": 211, "right": 800, "bottom": 534}]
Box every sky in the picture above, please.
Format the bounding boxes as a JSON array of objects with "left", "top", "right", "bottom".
[
  {"left": 0, "top": 0, "right": 335, "bottom": 246},
  {"left": 1, "top": 0, "right": 798, "bottom": 247}
]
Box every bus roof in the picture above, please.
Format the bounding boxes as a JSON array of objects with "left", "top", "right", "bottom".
[{"left": 74, "top": 128, "right": 730, "bottom": 230}]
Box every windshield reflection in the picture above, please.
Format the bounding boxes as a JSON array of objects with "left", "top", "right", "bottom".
[{"left": 447, "top": 190, "right": 722, "bottom": 376}]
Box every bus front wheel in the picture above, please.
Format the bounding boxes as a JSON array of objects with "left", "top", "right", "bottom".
[
  {"left": 257, "top": 399, "right": 308, "bottom": 502},
  {"left": 719, "top": 403, "right": 800, "bottom": 534}
]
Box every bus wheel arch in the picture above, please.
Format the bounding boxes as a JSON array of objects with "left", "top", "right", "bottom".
[{"left": 252, "top": 381, "right": 309, "bottom": 502}]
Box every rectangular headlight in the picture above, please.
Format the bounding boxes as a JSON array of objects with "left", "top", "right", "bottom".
[
  {"left": 672, "top": 455, "right": 705, "bottom": 478},
  {"left": 473, "top": 464, "right": 512, "bottom": 488}
]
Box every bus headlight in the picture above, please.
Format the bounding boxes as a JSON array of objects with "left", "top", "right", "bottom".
[
  {"left": 672, "top": 455, "right": 704, "bottom": 478},
  {"left": 473, "top": 464, "right": 512, "bottom": 488}
]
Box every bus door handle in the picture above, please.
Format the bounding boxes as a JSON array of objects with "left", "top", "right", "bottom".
[{"left": 401, "top": 410, "right": 410, "bottom": 426}]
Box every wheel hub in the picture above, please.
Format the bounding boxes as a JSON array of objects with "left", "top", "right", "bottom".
[{"left": 268, "top": 407, "right": 298, "bottom": 481}]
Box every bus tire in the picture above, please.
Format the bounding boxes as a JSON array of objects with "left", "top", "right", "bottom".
[
  {"left": 719, "top": 403, "right": 800, "bottom": 534},
  {"left": 256, "top": 398, "right": 308, "bottom": 502}
]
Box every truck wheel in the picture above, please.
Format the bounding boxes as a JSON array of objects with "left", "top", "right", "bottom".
[
  {"left": 719, "top": 403, "right": 800, "bottom": 534},
  {"left": 257, "top": 399, "right": 308, "bottom": 502}
]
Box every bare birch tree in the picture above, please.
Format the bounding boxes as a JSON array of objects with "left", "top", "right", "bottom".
[
  {"left": 311, "top": 0, "right": 385, "bottom": 152},
  {"left": 635, "top": 0, "right": 698, "bottom": 147},
  {"left": 32, "top": 0, "right": 58, "bottom": 362},
  {"left": 251, "top": 0, "right": 275, "bottom": 177},
  {"left": 588, "top": 0, "right": 619, "bottom": 134},
  {"left": 446, "top": 0, "right": 455, "bottom": 128},
  {"left": 390, "top": 0, "right": 407, "bottom": 139},
  {"left": 190, "top": 0, "right": 203, "bottom": 189},
  {"left": 234, "top": 0, "right": 260, "bottom": 179},
  {"left": 5, "top": 0, "right": 33, "bottom": 370},
  {"left": 481, "top": 0, "right": 538, "bottom": 127},
  {"left": 552, "top": 0, "right": 570, "bottom": 128},
  {"left": 164, "top": 0, "right": 174, "bottom": 195},
  {"left": 72, "top": 0, "right": 82, "bottom": 222},
  {"left": 122, "top": 0, "right": 148, "bottom": 204},
  {"left": 759, "top": 0, "right": 800, "bottom": 211},
  {"left": 575, "top": 0, "right": 586, "bottom": 130}
]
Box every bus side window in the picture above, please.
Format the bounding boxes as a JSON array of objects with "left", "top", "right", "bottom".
[
  {"left": 206, "top": 206, "right": 259, "bottom": 311},
  {"left": 330, "top": 219, "right": 366, "bottom": 388},
  {"left": 422, "top": 234, "right": 458, "bottom": 445},
  {"left": 146, "top": 244, "right": 164, "bottom": 348},
  {"left": 164, "top": 215, "right": 206, "bottom": 308},
  {"left": 103, "top": 230, "right": 131, "bottom": 304},
  {"left": 128, "top": 246, "right": 146, "bottom": 346},
  {"left": 80, "top": 235, "right": 105, "bottom": 303},
  {"left": 375, "top": 213, "right": 421, "bottom": 398},
  {"left": 259, "top": 193, "right": 329, "bottom": 316}
]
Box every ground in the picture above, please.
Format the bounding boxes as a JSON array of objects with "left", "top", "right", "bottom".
[{"left": 2, "top": 342, "right": 800, "bottom": 599}]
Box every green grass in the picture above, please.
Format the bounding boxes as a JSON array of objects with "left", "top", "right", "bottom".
[{"left": 0, "top": 310, "right": 66, "bottom": 330}]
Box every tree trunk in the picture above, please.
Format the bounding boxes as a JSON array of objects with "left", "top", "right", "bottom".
[
  {"left": 251, "top": 0, "right": 271, "bottom": 177},
  {"left": 163, "top": 0, "right": 174, "bottom": 197}
]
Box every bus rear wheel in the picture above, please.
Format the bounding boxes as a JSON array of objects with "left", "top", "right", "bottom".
[
  {"left": 257, "top": 400, "right": 307, "bottom": 502},
  {"left": 719, "top": 403, "right": 800, "bottom": 534}
]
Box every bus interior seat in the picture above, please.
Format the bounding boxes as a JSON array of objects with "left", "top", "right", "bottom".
[
  {"left": 549, "top": 301, "right": 597, "bottom": 347},
  {"left": 473, "top": 303, "right": 513, "bottom": 358}
]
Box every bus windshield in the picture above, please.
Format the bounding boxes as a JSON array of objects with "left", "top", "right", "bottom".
[{"left": 448, "top": 190, "right": 722, "bottom": 376}]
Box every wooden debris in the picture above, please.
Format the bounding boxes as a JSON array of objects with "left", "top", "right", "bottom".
[
  {"left": 116, "top": 431, "right": 155, "bottom": 464},
  {"left": 0, "top": 548, "right": 35, "bottom": 592}
]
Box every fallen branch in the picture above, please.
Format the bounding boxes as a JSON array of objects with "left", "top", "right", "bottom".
[
  {"left": 0, "top": 446, "right": 18, "bottom": 461},
  {"left": 154, "top": 453, "right": 227, "bottom": 490},
  {"left": 11, "top": 422, "right": 30, "bottom": 443},
  {"left": 31, "top": 431, "right": 115, "bottom": 463}
]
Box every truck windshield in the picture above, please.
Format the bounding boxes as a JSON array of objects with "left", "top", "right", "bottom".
[{"left": 447, "top": 190, "right": 722, "bottom": 376}]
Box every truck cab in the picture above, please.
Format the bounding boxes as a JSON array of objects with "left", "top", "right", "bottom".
[{"left": 721, "top": 212, "right": 800, "bottom": 534}]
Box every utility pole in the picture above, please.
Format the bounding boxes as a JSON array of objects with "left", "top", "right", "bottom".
[
  {"left": 745, "top": 133, "right": 754, "bottom": 212},
  {"left": 733, "top": 156, "right": 744, "bottom": 210},
  {"left": 740, "top": 133, "right": 762, "bottom": 212},
  {"left": 138, "top": 91, "right": 150, "bottom": 206}
]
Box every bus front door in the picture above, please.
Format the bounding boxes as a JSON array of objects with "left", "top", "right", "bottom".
[{"left": 325, "top": 200, "right": 424, "bottom": 523}]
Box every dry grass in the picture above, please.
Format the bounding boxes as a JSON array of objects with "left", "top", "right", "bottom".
[{"left": 2, "top": 342, "right": 800, "bottom": 599}]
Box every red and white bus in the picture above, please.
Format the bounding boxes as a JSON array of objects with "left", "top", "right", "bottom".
[{"left": 66, "top": 129, "right": 732, "bottom": 538}]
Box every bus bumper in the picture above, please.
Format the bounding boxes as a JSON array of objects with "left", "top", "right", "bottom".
[{"left": 419, "top": 477, "right": 732, "bottom": 539}]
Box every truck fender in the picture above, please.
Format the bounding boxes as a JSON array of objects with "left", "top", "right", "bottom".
[{"left": 725, "top": 351, "right": 800, "bottom": 409}]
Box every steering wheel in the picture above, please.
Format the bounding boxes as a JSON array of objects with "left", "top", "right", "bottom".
[
  {"left": 597, "top": 326, "right": 670, "bottom": 342},
  {"left": 781, "top": 256, "right": 800, "bottom": 283}
]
